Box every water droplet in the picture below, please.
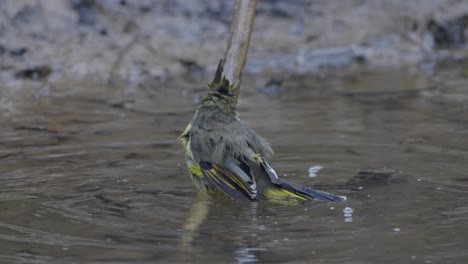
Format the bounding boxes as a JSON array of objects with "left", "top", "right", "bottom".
[
  {"left": 343, "top": 207, "right": 354, "bottom": 222},
  {"left": 308, "top": 165, "right": 324, "bottom": 177}
]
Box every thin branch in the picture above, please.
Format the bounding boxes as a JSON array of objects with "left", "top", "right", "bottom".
[{"left": 222, "top": 0, "right": 257, "bottom": 103}]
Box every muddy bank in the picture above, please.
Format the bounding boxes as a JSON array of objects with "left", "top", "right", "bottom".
[{"left": 0, "top": 0, "right": 468, "bottom": 96}]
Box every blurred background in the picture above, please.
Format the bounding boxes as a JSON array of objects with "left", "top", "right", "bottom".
[
  {"left": 1, "top": 0, "right": 468, "bottom": 103},
  {"left": 1, "top": 1, "right": 468, "bottom": 263}
]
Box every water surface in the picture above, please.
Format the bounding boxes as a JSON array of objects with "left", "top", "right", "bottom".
[{"left": 1, "top": 65, "right": 467, "bottom": 263}]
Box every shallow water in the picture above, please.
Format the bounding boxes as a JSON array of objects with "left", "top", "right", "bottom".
[{"left": 1, "top": 64, "right": 468, "bottom": 263}]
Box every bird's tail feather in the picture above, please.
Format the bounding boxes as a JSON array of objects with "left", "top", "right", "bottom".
[
  {"left": 277, "top": 179, "right": 347, "bottom": 202},
  {"left": 261, "top": 160, "right": 346, "bottom": 202}
]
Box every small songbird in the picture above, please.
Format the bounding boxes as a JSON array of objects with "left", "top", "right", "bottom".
[{"left": 179, "top": 60, "right": 345, "bottom": 202}]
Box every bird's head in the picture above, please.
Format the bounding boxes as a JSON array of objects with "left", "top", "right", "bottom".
[{"left": 199, "top": 60, "right": 238, "bottom": 112}]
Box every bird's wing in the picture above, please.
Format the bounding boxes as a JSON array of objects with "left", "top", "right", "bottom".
[
  {"left": 199, "top": 156, "right": 258, "bottom": 200},
  {"left": 262, "top": 160, "right": 346, "bottom": 202}
]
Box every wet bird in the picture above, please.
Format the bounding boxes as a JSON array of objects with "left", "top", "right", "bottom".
[{"left": 179, "top": 60, "right": 345, "bottom": 202}]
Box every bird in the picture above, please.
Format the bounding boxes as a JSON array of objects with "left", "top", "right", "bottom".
[{"left": 179, "top": 60, "right": 345, "bottom": 203}]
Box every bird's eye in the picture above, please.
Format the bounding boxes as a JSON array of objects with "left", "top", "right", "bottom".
[{"left": 218, "top": 84, "right": 230, "bottom": 96}]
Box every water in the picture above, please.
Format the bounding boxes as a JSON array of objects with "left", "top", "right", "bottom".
[
  {"left": 1, "top": 64, "right": 468, "bottom": 263},
  {"left": 308, "top": 165, "right": 323, "bottom": 178}
]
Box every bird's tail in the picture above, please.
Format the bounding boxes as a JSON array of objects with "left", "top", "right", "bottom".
[
  {"left": 276, "top": 179, "right": 347, "bottom": 202},
  {"left": 262, "top": 160, "right": 346, "bottom": 202}
]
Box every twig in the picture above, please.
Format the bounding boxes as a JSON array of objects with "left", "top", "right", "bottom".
[{"left": 222, "top": 0, "right": 257, "bottom": 103}]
